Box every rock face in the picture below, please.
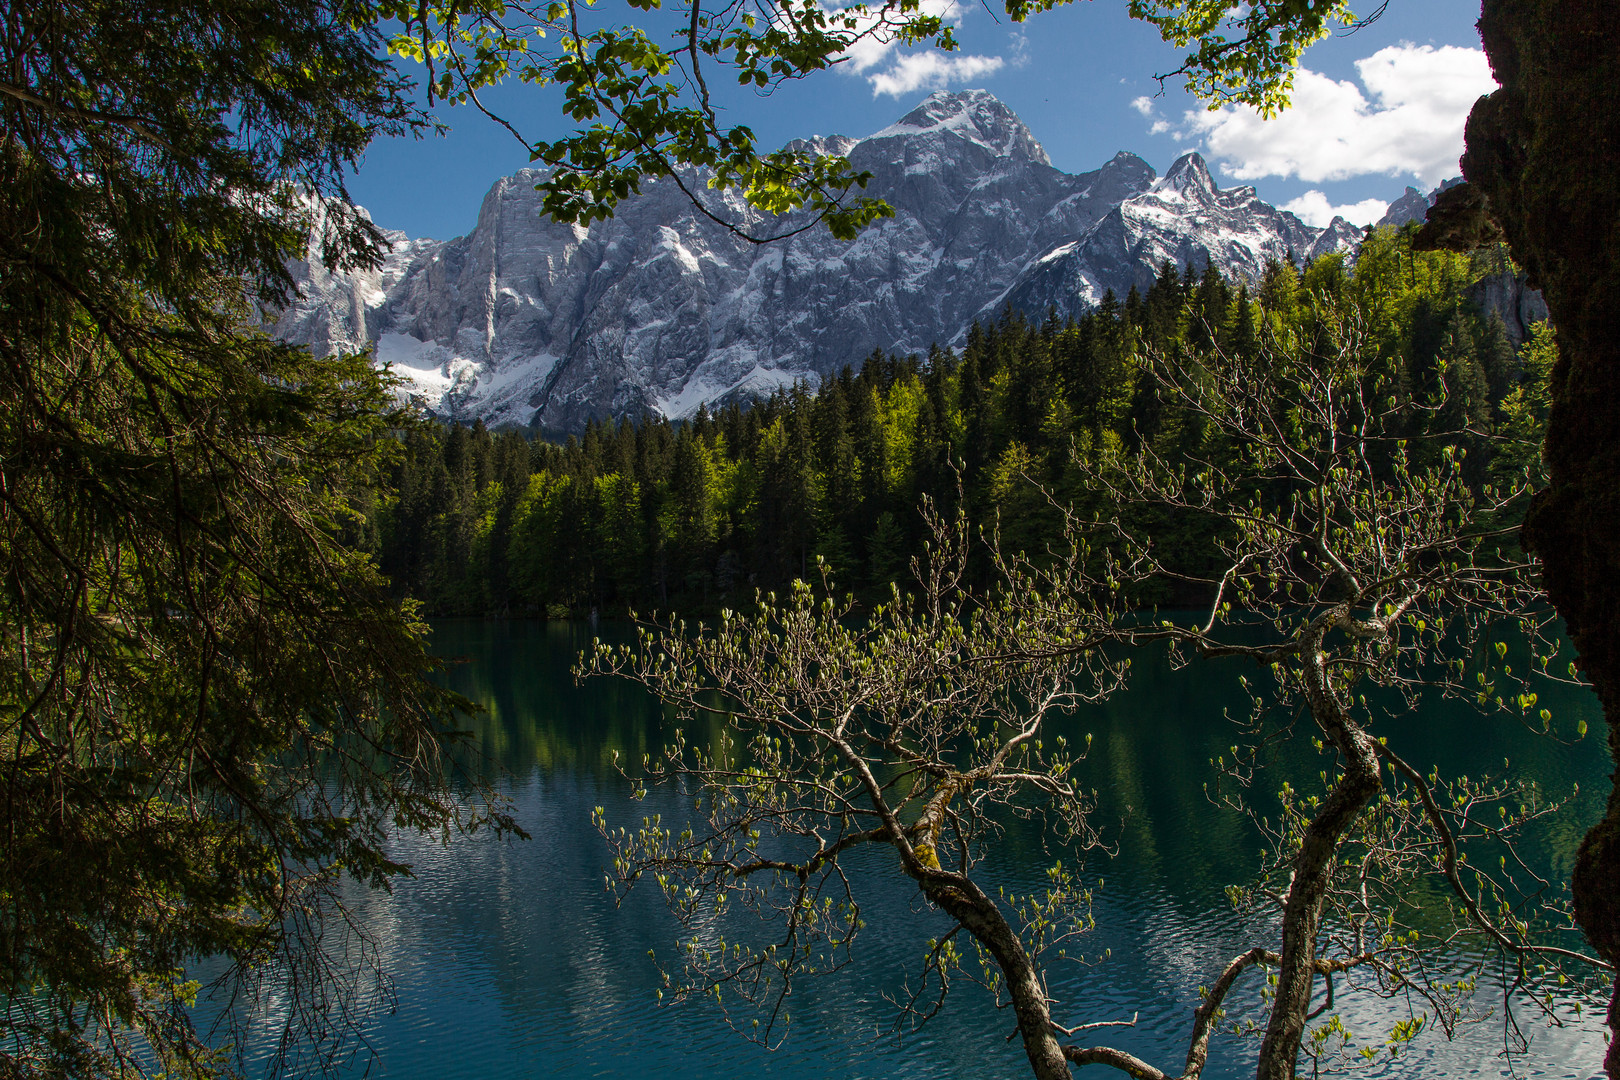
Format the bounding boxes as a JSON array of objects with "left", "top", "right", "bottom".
[
  {"left": 1470, "top": 269, "right": 1551, "bottom": 346},
  {"left": 1371, "top": 179, "right": 1546, "bottom": 345},
  {"left": 1378, "top": 176, "right": 1468, "bottom": 228},
  {"left": 275, "top": 89, "right": 1397, "bottom": 432},
  {"left": 1378, "top": 186, "right": 1432, "bottom": 228},
  {"left": 993, "top": 152, "right": 1348, "bottom": 325}
]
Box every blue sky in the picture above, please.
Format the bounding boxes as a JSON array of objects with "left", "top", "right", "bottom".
[{"left": 347, "top": 0, "right": 1490, "bottom": 241}]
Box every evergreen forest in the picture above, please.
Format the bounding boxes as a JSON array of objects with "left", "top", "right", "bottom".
[{"left": 367, "top": 227, "right": 1553, "bottom": 618}]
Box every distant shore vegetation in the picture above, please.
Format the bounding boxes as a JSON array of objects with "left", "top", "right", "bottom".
[{"left": 367, "top": 228, "right": 1549, "bottom": 619}]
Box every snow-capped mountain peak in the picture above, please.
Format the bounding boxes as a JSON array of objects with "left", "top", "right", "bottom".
[
  {"left": 273, "top": 91, "right": 1420, "bottom": 433},
  {"left": 869, "top": 89, "right": 1050, "bottom": 165},
  {"left": 1152, "top": 152, "right": 1218, "bottom": 200}
]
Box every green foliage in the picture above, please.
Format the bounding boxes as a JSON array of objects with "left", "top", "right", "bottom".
[
  {"left": 1492, "top": 321, "right": 1557, "bottom": 489},
  {"left": 2, "top": 1, "right": 515, "bottom": 1075},
  {"left": 378, "top": 234, "right": 1553, "bottom": 621},
  {"left": 371, "top": 0, "right": 924, "bottom": 240},
  {"left": 374, "top": 0, "right": 1361, "bottom": 237},
  {"left": 578, "top": 277, "right": 1600, "bottom": 1078},
  {"left": 584, "top": 506, "right": 1128, "bottom": 1060},
  {"left": 1126, "top": 0, "right": 1358, "bottom": 114}
]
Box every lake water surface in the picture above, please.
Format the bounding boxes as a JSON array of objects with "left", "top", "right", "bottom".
[{"left": 329, "top": 620, "right": 1611, "bottom": 1080}]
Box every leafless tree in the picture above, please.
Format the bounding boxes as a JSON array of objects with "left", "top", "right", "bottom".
[
  {"left": 584, "top": 300, "right": 1609, "bottom": 1079},
  {"left": 1057, "top": 300, "right": 1608, "bottom": 1078}
]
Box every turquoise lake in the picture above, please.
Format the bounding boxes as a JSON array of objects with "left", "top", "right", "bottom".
[{"left": 318, "top": 619, "right": 1611, "bottom": 1080}]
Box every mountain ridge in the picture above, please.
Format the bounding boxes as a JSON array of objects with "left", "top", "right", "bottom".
[{"left": 273, "top": 90, "right": 1427, "bottom": 432}]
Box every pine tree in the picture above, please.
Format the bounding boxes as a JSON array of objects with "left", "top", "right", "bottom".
[
  {"left": 0, "top": 0, "right": 515, "bottom": 1072},
  {"left": 669, "top": 426, "right": 716, "bottom": 599},
  {"left": 1478, "top": 310, "right": 1521, "bottom": 409}
]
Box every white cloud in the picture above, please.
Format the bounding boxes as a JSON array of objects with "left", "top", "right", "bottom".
[
  {"left": 1130, "top": 95, "right": 1157, "bottom": 117},
  {"left": 826, "top": 0, "right": 1003, "bottom": 98},
  {"left": 1008, "top": 32, "right": 1030, "bottom": 69},
  {"left": 1175, "top": 44, "right": 1496, "bottom": 186},
  {"left": 1280, "top": 190, "right": 1392, "bottom": 228},
  {"left": 868, "top": 51, "right": 1005, "bottom": 97},
  {"left": 833, "top": 0, "right": 965, "bottom": 73}
]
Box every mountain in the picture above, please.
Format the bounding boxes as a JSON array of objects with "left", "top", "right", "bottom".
[
  {"left": 274, "top": 90, "right": 1396, "bottom": 432},
  {"left": 1378, "top": 186, "right": 1432, "bottom": 229},
  {"left": 1370, "top": 177, "right": 1545, "bottom": 343},
  {"left": 1377, "top": 177, "right": 1467, "bottom": 228},
  {"left": 992, "top": 152, "right": 1346, "bottom": 324}
]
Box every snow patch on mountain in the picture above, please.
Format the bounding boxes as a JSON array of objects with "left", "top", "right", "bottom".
[
  {"left": 870, "top": 88, "right": 1050, "bottom": 165},
  {"left": 993, "top": 151, "right": 1338, "bottom": 323},
  {"left": 276, "top": 90, "right": 1422, "bottom": 432}
]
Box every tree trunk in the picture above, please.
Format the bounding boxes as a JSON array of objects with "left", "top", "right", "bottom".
[
  {"left": 924, "top": 876, "right": 1074, "bottom": 1080},
  {"left": 1256, "top": 652, "right": 1384, "bottom": 1080},
  {"left": 1462, "top": 3, "right": 1620, "bottom": 1073}
]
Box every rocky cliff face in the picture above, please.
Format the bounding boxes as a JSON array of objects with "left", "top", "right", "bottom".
[
  {"left": 1378, "top": 177, "right": 1468, "bottom": 228},
  {"left": 275, "top": 89, "right": 1395, "bottom": 432},
  {"left": 992, "top": 152, "right": 1356, "bottom": 325},
  {"left": 1374, "top": 179, "right": 1546, "bottom": 345}
]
